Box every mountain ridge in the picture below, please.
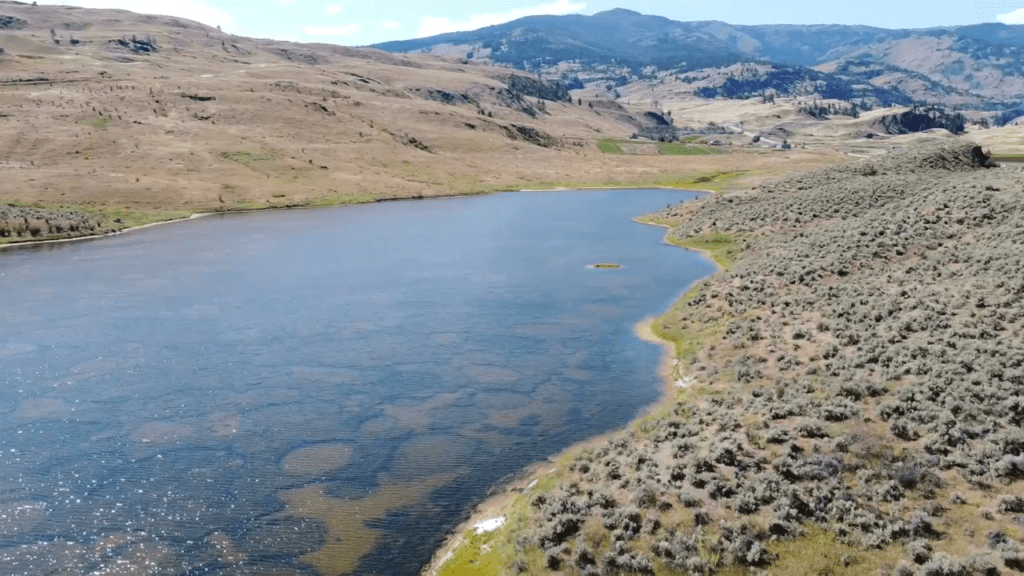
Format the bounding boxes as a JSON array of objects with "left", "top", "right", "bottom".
[{"left": 373, "top": 10, "right": 1024, "bottom": 112}]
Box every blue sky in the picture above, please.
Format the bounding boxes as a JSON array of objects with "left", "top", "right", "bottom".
[{"left": 34, "top": 1, "right": 1024, "bottom": 46}]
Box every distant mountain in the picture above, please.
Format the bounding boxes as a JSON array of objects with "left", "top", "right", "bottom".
[
  {"left": 373, "top": 9, "right": 1024, "bottom": 110},
  {"left": 377, "top": 10, "right": 747, "bottom": 71}
]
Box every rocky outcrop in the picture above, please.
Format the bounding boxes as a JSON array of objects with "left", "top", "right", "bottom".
[
  {"left": 502, "top": 74, "right": 570, "bottom": 103},
  {"left": 110, "top": 35, "right": 158, "bottom": 54},
  {"left": 411, "top": 88, "right": 477, "bottom": 106},
  {"left": 0, "top": 15, "right": 27, "bottom": 29},
  {"left": 500, "top": 123, "right": 561, "bottom": 148},
  {"left": 876, "top": 106, "right": 967, "bottom": 135}
]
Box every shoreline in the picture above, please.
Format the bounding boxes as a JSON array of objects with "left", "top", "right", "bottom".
[
  {"left": 1, "top": 183, "right": 719, "bottom": 575},
  {"left": 0, "top": 185, "right": 715, "bottom": 252},
  {"left": 0, "top": 213, "right": 215, "bottom": 251},
  {"left": 427, "top": 141, "right": 1024, "bottom": 575},
  {"left": 420, "top": 201, "right": 720, "bottom": 575}
]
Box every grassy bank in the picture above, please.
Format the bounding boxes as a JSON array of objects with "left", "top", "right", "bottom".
[
  {"left": 429, "top": 142, "right": 1024, "bottom": 576},
  {"left": 0, "top": 170, "right": 750, "bottom": 248},
  {"left": 428, "top": 201, "right": 739, "bottom": 576},
  {"left": 597, "top": 138, "right": 726, "bottom": 156}
]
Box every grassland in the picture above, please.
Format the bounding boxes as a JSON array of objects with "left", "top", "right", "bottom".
[
  {"left": 992, "top": 153, "right": 1024, "bottom": 162},
  {"left": 597, "top": 138, "right": 726, "bottom": 156},
  {"left": 429, "top": 143, "right": 1024, "bottom": 576}
]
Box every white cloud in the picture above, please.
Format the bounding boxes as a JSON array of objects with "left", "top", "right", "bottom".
[
  {"left": 326, "top": 5, "right": 344, "bottom": 15},
  {"left": 380, "top": 20, "right": 401, "bottom": 30},
  {"left": 33, "top": 0, "right": 239, "bottom": 32},
  {"left": 304, "top": 24, "right": 361, "bottom": 36},
  {"left": 276, "top": 0, "right": 296, "bottom": 6},
  {"left": 997, "top": 8, "right": 1024, "bottom": 24},
  {"left": 416, "top": 0, "right": 585, "bottom": 38}
]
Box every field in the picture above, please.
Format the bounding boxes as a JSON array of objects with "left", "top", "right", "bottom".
[{"left": 597, "top": 139, "right": 726, "bottom": 156}]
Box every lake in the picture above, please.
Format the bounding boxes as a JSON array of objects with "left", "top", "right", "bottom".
[{"left": 0, "top": 189, "right": 714, "bottom": 575}]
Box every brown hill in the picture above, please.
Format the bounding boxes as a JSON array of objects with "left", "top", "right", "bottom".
[{"left": 0, "top": 1, "right": 831, "bottom": 244}]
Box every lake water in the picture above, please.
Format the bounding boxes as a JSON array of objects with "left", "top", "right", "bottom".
[{"left": 0, "top": 189, "right": 714, "bottom": 575}]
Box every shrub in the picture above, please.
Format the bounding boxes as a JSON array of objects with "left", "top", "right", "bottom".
[
  {"left": 796, "top": 419, "right": 830, "bottom": 438},
  {"left": 998, "top": 495, "right": 1024, "bottom": 513},
  {"left": 678, "top": 491, "right": 703, "bottom": 508},
  {"left": 634, "top": 483, "right": 658, "bottom": 509},
  {"left": 544, "top": 546, "right": 562, "bottom": 569},
  {"left": 765, "top": 428, "right": 792, "bottom": 444},
  {"left": 921, "top": 552, "right": 971, "bottom": 576}
]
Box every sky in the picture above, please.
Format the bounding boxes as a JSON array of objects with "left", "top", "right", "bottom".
[{"left": 32, "top": 0, "right": 1024, "bottom": 47}]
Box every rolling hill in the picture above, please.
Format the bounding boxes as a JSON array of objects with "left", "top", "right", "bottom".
[
  {"left": 375, "top": 9, "right": 1024, "bottom": 114},
  {"left": 1, "top": 1, "right": 816, "bottom": 243}
]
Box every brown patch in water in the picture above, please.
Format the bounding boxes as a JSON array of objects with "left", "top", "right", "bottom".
[
  {"left": 281, "top": 444, "right": 353, "bottom": 476},
  {"left": 381, "top": 392, "right": 461, "bottom": 432},
  {"left": 359, "top": 416, "right": 405, "bottom": 439},
  {"left": 279, "top": 475, "right": 453, "bottom": 576},
  {"left": 392, "top": 435, "right": 474, "bottom": 478},
  {"left": 205, "top": 413, "right": 242, "bottom": 437},
  {"left": 205, "top": 532, "right": 247, "bottom": 565},
  {"left": 18, "top": 398, "right": 72, "bottom": 421}
]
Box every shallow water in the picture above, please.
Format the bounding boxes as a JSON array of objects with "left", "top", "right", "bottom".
[{"left": 0, "top": 190, "right": 714, "bottom": 575}]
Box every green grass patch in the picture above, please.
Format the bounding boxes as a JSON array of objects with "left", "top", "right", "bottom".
[
  {"left": 435, "top": 530, "right": 510, "bottom": 575},
  {"left": 596, "top": 138, "right": 728, "bottom": 157},
  {"left": 435, "top": 490, "right": 545, "bottom": 575},
  {"left": 597, "top": 138, "right": 625, "bottom": 154},
  {"left": 766, "top": 526, "right": 901, "bottom": 576},
  {"left": 670, "top": 230, "right": 740, "bottom": 269},
  {"left": 308, "top": 191, "right": 380, "bottom": 207},
  {"left": 504, "top": 170, "right": 746, "bottom": 193},
  {"left": 442, "top": 176, "right": 505, "bottom": 196},
  {"left": 656, "top": 143, "right": 712, "bottom": 156},
  {"left": 651, "top": 283, "right": 727, "bottom": 369},
  {"left": 219, "top": 151, "right": 276, "bottom": 164},
  {"left": 992, "top": 153, "right": 1024, "bottom": 162},
  {"left": 642, "top": 228, "right": 742, "bottom": 371},
  {"left": 80, "top": 117, "right": 112, "bottom": 130},
  {"left": 82, "top": 206, "right": 192, "bottom": 229},
  {"left": 591, "top": 262, "right": 621, "bottom": 269}
]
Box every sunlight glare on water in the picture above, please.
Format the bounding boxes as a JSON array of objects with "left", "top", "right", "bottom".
[{"left": 0, "top": 190, "right": 714, "bottom": 575}]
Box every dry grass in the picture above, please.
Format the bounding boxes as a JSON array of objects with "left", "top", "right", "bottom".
[{"left": 0, "top": 2, "right": 846, "bottom": 245}]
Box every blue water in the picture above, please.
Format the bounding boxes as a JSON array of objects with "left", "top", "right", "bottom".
[{"left": 0, "top": 189, "right": 714, "bottom": 575}]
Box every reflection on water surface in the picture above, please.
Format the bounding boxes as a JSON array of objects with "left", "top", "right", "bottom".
[{"left": 0, "top": 190, "right": 714, "bottom": 575}]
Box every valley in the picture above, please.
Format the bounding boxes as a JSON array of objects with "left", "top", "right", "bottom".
[{"left": 2, "top": 2, "right": 1024, "bottom": 576}]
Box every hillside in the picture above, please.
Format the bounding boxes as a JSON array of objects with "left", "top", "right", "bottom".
[
  {"left": 429, "top": 140, "right": 1024, "bottom": 576},
  {"left": 374, "top": 10, "right": 1024, "bottom": 116},
  {"left": 0, "top": 1, "right": 824, "bottom": 244}
]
